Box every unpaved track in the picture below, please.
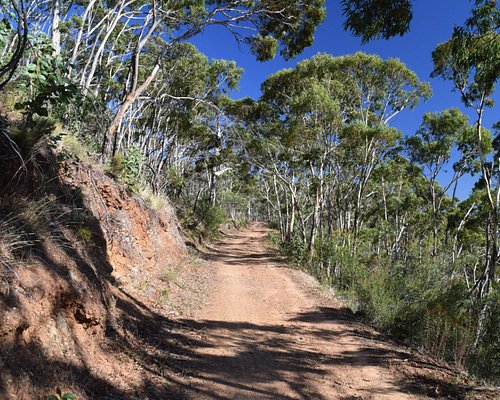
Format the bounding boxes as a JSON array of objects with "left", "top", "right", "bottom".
[{"left": 181, "top": 223, "right": 422, "bottom": 399}]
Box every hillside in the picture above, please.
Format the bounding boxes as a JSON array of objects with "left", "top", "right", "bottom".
[
  {"left": 0, "top": 154, "right": 207, "bottom": 398},
  {"left": 0, "top": 96, "right": 498, "bottom": 397},
  {"left": 1, "top": 157, "right": 498, "bottom": 399}
]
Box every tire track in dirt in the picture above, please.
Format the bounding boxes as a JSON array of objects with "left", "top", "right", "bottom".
[{"left": 179, "top": 223, "right": 427, "bottom": 400}]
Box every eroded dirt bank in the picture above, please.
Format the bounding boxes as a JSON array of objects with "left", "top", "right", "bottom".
[
  {"left": 0, "top": 159, "right": 203, "bottom": 399},
  {"left": 2, "top": 163, "right": 496, "bottom": 400},
  {"left": 172, "top": 223, "right": 498, "bottom": 400}
]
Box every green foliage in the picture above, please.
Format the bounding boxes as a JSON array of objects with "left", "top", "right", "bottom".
[
  {"left": 160, "top": 287, "right": 170, "bottom": 300},
  {"left": 14, "top": 36, "right": 77, "bottom": 120},
  {"left": 249, "top": 35, "right": 279, "bottom": 62},
  {"left": 47, "top": 387, "right": 77, "bottom": 400},
  {"left": 243, "top": 0, "right": 326, "bottom": 61},
  {"left": 341, "top": 0, "right": 413, "bottom": 43},
  {"left": 281, "top": 234, "right": 308, "bottom": 266},
  {"left": 166, "top": 168, "right": 185, "bottom": 193},
  {"left": 60, "top": 132, "right": 93, "bottom": 162},
  {"left": 407, "top": 109, "right": 472, "bottom": 166},
  {"left": 198, "top": 202, "right": 228, "bottom": 238},
  {"left": 57, "top": 95, "right": 111, "bottom": 153},
  {"left": 110, "top": 146, "right": 145, "bottom": 191},
  {"left": 180, "top": 199, "right": 228, "bottom": 241},
  {"left": 181, "top": 201, "right": 228, "bottom": 241},
  {"left": 76, "top": 227, "right": 93, "bottom": 244},
  {"left": 0, "top": 19, "right": 13, "bottom": 66},
  {"left": 469, "top": 289, "right": 500, "bottom": 382},
  {"left": 266, "top": 232, "right": 282, "bottom": 247},
  {"left": 262, "top": 52, "right": 431, "bottom": 144},
  {"left": 10, "top": 115, "right": 58, "bottom": 153},
  {"left": 432, "top": 1, "right": 499, "bottom": 108}
]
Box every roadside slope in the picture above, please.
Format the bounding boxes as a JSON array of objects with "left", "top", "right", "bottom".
[{"left": 0, "top": 158, "right": 204, "bottom": 399}]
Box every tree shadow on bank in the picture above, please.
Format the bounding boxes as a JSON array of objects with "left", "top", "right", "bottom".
[
  {"left": 0, "top": 151, "right": 490, "bottom": 399},
  {"left": 0, "top": 148, "right": 198, "bottom": 398}
]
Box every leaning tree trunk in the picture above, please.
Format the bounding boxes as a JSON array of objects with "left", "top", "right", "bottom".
[{"left": 101, "top": 64, "right": 160, "bottom": 162}]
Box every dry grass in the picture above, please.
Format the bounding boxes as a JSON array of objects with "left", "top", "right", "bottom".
[
  {"left": 60, "top": 132, "right": 94, "bottom": 163},
  {"left": 138, "top": 187, "right": 170, "bottom": 211},
  {"left": 0, "top": 214, "right": 34, "bottom": 280}
]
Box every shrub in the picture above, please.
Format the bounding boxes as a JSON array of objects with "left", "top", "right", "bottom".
[
  {"left": 198, "top": 203, "right": 227, "bottom": 238},
  {"left": 110, "top": 146, "right": 144, "bottom": 191},
  {"left": 282, "top": 234, "right": 308, "bottom": 267},
  {"left": 10, "top": 115, "right": 57, "bottom": 153},
  {"left": 139, "top": 187, "right": 170, "bottom": 211},
  {"left": 280, "top": 233, "right": 497, "bottom": 379},
  {"left": 469, "top": 289, "right": 500, "bottom": 384},
  {"left": 181, "top": 201, "right": 228, "bottom": 241}
]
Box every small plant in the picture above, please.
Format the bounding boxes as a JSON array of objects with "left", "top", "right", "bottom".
[
  {"left": 76, "top": 227, "right": 93, "bottom": 244},
  {"left": 70, "top": 210, "right": 94, "bottom": 225},
  {"left": 47, "top": 387, "right": 77, "bottom": 400},
  {"left": 109, "top": 152, "right": 125, "bottom": 176},
  {"left": 139, "top": 186, "right": 170, "bottom": 211},
  {"left": 60, "top": 132, "right": 93, "bottom": 162},
  {"left": 157, "top": 287, "right": 170, "bottom": 307},
  {"left": 266, "top": 232, "right": 281, "bottom": 247},
  {"left": 161, "top": 267, "right": 180, "bottom": 283},
  {"left": 160, "top": 287, "right": 170, "bottom": 299},
  {"left": 134, "top": 276, "right": 149, "bottom": 293},
  {"left": 109, "top": 146, "right": 144, "bottom": 191}
]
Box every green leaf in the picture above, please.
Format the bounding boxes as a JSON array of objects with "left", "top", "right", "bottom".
[{"left": 62, "top": 393, "right": 77, "bottom": 400}]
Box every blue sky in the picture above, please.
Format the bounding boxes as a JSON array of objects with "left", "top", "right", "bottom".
[{"left": 191, "top": 0, "right": 499, "bottom": 199}]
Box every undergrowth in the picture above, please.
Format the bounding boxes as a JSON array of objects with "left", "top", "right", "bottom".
[{"left": 274, "top": 233, "right": 500, "bottom": 385}]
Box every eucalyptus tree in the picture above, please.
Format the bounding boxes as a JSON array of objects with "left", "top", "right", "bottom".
[
  {"left": 227, "top": 96, "right": 305, "bottom": 240},
  {"left": 120, "top": 43, "right": 211, "bottom": 193},
  {"left": 95, "top": 0, "right": 327, "bottom": 160},
  {"left": 406, "top": 108, "right": 480, "bottom": 254},
  {"left": 432, "top": 0, "right": 499, "bottom": 296},
  {"left": 341, "top": 0, "right": 413, "bottom": 43},
  {"left": 321, "top": 53, "right": 429, "bottom": 243},
  {"left": 367, "top": 156, "right": 428, "bottom": 259},
  {"left": 256, "top": 52, "right": 430, "bottom": 257},
  {"left": 113, "top": 43, "right": 243, "bottom": 202},
  {"left": 260, "top": 62, "right": 343, "bottom": 254}
]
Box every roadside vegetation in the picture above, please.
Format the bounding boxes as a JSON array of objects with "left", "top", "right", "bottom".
[{"left": 0, "top": 0, "right": 498, "bottom": 390}]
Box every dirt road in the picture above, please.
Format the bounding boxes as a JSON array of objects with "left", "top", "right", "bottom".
[{"left": 179, "top": 224, "right": 427, "bottom": 399}]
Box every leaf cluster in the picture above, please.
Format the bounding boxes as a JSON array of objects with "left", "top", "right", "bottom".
[{"left": 341, "top": 0, "right": 413, "bottom": 43}]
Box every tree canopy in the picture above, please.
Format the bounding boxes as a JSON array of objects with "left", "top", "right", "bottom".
[{"left": 0, "top": 0, "right": 499, "bottom": 385}]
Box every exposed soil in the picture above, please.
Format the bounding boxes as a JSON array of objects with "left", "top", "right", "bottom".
[
  {"left": 169, "top": 223, "right": 499, "bottom": 400},
  {"left": 0, "top": 158, "right": 207, "bottom": 399},
  {"left": 1, "top": 152, "right": 497, "bottom": 400}
]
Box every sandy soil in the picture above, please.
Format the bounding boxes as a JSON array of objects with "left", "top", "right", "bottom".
[{"left": 176, "top": 223, "right": 429, "bottom": 400}]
